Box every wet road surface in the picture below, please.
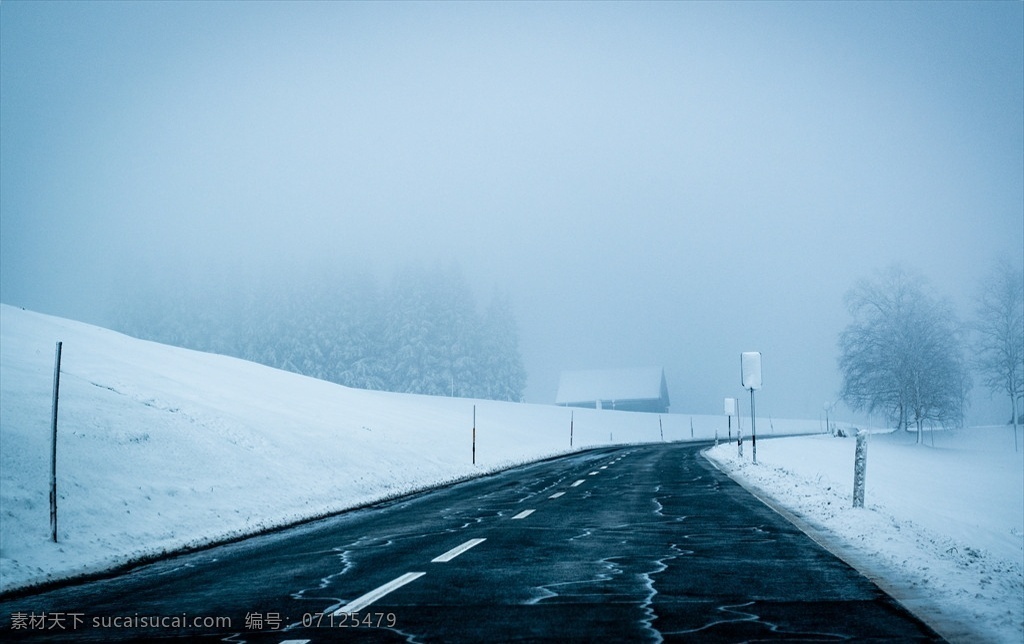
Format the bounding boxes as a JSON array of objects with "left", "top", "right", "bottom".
[{"left": 1, "top": 442, "right": 942, "bottom": 642}]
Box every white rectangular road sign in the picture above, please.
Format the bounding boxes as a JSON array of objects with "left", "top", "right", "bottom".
[
  {"left": 724, "top": 397, "right": 738, "bottom": 416},
  {"left": 741, "top": 352, "right": 762, "bottom": 390}
]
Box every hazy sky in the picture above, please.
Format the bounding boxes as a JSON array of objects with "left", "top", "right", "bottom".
[{"left": 2, "top": 1, "right": 1022, "bottom": 424}]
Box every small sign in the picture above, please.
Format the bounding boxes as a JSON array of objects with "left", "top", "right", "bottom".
[
  {"left": 741, "top": 352, "right": 762, "bottom": 390},
  {"left": 724, "top": 397, "right": 737, "bottom": 416}
]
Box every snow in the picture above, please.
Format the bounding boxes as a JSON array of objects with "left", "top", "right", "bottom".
[
  {"left": 0, "top": 305, "right": 734, "bottom": 594},
  {"left": 2, "top": 304, "right": 1021, "bottom": 643},
  {"left": 705, "top": 430, "right": 1024, "bottom": 643}
]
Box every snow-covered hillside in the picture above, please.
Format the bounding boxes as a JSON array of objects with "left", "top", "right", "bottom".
[
  {"left": 705, "top": 432, "right": 1024, "bottom": 643},
  {"left": 0, "top": 304, "right": 759, "bottom": 593}
]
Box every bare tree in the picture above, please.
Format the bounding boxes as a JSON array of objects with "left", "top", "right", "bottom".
[
  {"left": 973, "top": 259, "right": 1024, "bottom": 451},
  {"left": 839, "top": 266, "right": 970, "bottom": 443}
]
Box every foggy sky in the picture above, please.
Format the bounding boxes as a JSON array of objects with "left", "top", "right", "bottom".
[{"left": 2, "top": 1, "right": 1022, "bottom": 424}]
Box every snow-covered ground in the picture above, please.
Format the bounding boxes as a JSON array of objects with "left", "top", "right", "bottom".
[
  {"left": 705, "top": 430, "right": 1024, "bottom": 643},
  {"left": 1, "top": 304, "right": 785, "bottom": 595},
  {"left": 3, "top": 305, "right": 1021, "bottom": 643}
]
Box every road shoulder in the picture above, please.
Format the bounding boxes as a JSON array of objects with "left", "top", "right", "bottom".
[{"left": 700, "top": 448, "right": 974, "bottom": 643}]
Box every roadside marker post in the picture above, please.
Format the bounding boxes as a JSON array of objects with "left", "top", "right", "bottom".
[
  {"left": 50, "top": 341, "right": 62, "bottom": 543},
  {"left": 853, "top": 430, "right": 868, "bottom": 508}
]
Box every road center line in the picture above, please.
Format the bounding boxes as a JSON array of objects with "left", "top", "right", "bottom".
[
  {"left": 571, "top": 479, "right": 585, "bottom": 487},
  {"left": 549, "top": 491, "right": 566, "bottom": 499},
  {"left": 511, "top": 509, "right": 536, "bottom": 520},
  {"left": 431, "top": 538, "right": 487, "bottom": 563},
  {"left": 331, "top": 571, "right": 425, "bottom": 615}
]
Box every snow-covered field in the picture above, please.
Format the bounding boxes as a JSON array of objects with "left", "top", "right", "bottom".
[
  {"left": 2, "top": 305, "right": 1021, "bottom": 643},
  {"left": 0, "top": 305, "right": 764, "bottom": 594},
  {"left": 705, "top": 430, "right": 1024, "bottom": 643}
]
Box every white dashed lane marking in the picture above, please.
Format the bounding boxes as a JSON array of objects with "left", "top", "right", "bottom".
[
  {"left": 331, "top": 572, "right": 425, "bottom": 615},
  {"left": 431, "top": 538, "right": 487, "bottom": 563},
  {"left": 322, "top": 458, "right": 636, "bottom": 626}
]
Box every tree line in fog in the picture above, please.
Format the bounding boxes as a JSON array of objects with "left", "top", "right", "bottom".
[{"left": 113, "top": 263, "right": 527, "bottom": 402}]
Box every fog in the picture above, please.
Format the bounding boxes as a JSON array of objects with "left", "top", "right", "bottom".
[{"left": 2, "top": 2, "right": 1021, "bottom": 424}]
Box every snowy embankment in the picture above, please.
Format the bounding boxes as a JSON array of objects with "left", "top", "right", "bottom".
[
  {"left": 705, "top": 430, "right": 1024, "bottom": 643},
  {"left": 0, "top": 304, "right": 817, "bottom": 595}
]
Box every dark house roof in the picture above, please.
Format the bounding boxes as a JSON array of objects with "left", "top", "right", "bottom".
[{"left": 555, "top": 367, "right": 670, "bottom": 413}]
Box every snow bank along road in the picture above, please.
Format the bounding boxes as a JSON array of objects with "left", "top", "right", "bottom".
[{"left": 1, "top": 443, "right": 941, "bottom": 642}]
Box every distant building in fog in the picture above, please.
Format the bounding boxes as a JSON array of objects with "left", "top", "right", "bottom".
[{"left": 555, "top": 367, "right": 670, "bottom": 413}]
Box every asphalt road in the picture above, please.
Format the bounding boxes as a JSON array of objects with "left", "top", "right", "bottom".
[{"left": 1, "top": 442, "right": 942, "bottom": 642}]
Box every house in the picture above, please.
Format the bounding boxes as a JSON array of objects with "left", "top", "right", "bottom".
[{"left": 555, "top": 367, "right": 670, "bottom": 413}]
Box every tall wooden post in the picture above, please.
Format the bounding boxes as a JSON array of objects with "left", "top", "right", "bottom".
[
  {"left": 472, "top": 405, "right": 476, "bottom": 465},
  {"left": 50, "top": 341, "right": 62, "bottom": 543}
]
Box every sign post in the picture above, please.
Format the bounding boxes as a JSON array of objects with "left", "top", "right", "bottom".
[
  {"left": 741, "top": 352, "right": 762, "bottom": 464},
  {"left": 724, "top": 397, "right": 737, "bottom": 440}
]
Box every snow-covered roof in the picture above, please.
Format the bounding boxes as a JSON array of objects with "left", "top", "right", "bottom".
[{"left": 555, "top": 367, "right": 669, "bottom": 405}]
